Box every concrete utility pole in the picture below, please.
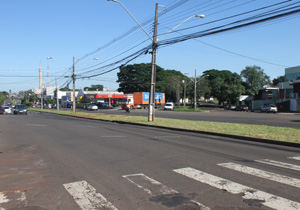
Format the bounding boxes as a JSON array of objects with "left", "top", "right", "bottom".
[
  {"left": 194, "top": 69, "right": 197, "bottom": 110},
  {"left": 39, "top": 59, "right": 43, "bottom": 110},
  {"left": 56, "top": 77, "right": 59, "bottom": 111},
  {"left": 183, "top": 79, "right": 186, "bottom": 107},
  {"left": 72, "top": 57, "right": 76, "bottom": 114},
  {"left": 148, "top": 3, "right": 159, "bottom": 122}
]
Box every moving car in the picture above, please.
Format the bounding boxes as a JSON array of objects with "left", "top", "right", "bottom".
[
  {"left": 0, "top": 106, "right": 12, "bottom": 114},
  {"left": 261, "top": 104, "right": 278, "bottom": 113},
  {"left": 164, "top": 102, "right": 174, "bottom": 110},
  {"left": 87, "top": 104, "right": 98, "bottom": 111},
  {"left": 13, "top": 104, "right": 28, "bottom": 115}
]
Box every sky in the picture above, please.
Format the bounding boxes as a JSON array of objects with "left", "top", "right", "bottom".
[{"left": 1, "top": 0, "right": 300, "bottom": 93}]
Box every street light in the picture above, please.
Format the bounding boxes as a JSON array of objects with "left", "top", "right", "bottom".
[
  {"left": 183, "top": 73, "right": 189, "bottom": 107},
  {"left": 194, "top": 73, "right": 208, "bottom": 110},
  {"left": 108, "top": 0, "right": 204, "bottom": 121}
]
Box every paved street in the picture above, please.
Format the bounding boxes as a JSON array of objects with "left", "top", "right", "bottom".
[
  {"left": 0, "top": 112, "right": 300, "bottom": 210},
  {"left": 82, "top": 107, "right": 300, "bottom": 129}
]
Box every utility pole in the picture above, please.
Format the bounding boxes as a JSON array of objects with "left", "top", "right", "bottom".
[
  {"left": 183, "top": 79, "right": 186, "bottom": 107},
  {"left": 39, "top": 59, "right": 43, "bottom": 110},
  {"left": 72, "top": 57, "right": 76, "bottom": 114},
  {"left": 148, "top": 3, "right": 158, "bottom": 122},
  {"left": 194, "top": 69, "right": 197, "bottom": 110},
  {"left": 56, "top": 77, "right": 59, "bottom": 111}
]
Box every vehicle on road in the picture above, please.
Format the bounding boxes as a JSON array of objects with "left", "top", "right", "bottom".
[
  {"left": 13, "top": 104, "right": 28, "bottom": 115},
  {"left": 224, "top": 104, "right": 236, "bottom": 110},
  {"left": 0, "top": 106, "right": 12, "bottom": 114},
  {"left": 164, "top": 102, "right": 174, "bottom": 110},
  {"left": 87, "top": 104, "right": 98, "bottom": 111},
  {"left": 122, "top": 92, "right": 165, "bottom": 110},
  {"left": 236, "top": 105, "right": 249, "bottom": 112},
  {"left": 261, "top": 104, "right": 278, "bottom": 113}
]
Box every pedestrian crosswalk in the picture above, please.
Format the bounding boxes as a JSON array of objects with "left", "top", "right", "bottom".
[{"left": 1, "top": 156, "right": 300, "bottom": 210}]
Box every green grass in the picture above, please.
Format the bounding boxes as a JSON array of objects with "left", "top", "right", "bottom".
[
  {"left": 173, "top": 106, "right": 208, "bottom": 112},
  {"left": 30, "top": 108, "right": 300, "bottom": 144}
]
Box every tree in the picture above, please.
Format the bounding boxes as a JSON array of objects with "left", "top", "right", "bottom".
[
  {"left": 240, "top": 65, "right": 271, "bottom": 96},
  {"left": 84, "top": 84, "right": 104, "bottom": 91},
  {"left": 161, "top": 70, "right": 186, "bottom": 102},
  {"left": 60, "top": 87, "right": 71, "bottom": 91},
  {"left": 21, "top": 90, "right": 38, "bottom": 105},
  {"left": 204, "top": 69, "right": 244, "bottom": 105},
  {"left": 272, "top": 76, "right": 285, "bottom": 87},
  {"left": 0, "top": 91, "right": 8, "bottom": 105},
  {"left": 117, "top": 63, "right": 165, "bottom": 94}
]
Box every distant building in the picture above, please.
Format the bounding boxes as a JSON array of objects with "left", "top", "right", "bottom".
[{"left": 279, "top": 65, "right": 300, "bottom": 111}]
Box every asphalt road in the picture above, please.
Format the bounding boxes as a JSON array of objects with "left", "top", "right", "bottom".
[
  {"left": 83, "top": 107, "right": 300, "bottom": 129},
  {"left": 0, "top": 112, "right": 300, "bottom": 210}
]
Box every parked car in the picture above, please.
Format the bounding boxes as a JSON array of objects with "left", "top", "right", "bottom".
[
  {"left": 87, "top": 104, "right": 98, "bottom": 111},
  {"left": 224, "top": 104, "right": 236, "bottom": 110},
  {"left": 0, "top": 106, "right": 5, "bottom": 114},
  {"left": 236, "top": 105, "right": 249, "bottom": 112},
  {"left": 0, "top": 106, "right": 12, "bottom": 114},
  {"left": 13, "top": 104, "right": 28, "bottom": 115},
  {"left": 164, "top": 102, "right": 174, "bottom": 110},
  {"left": 261, "top": 104, "right": 278, "bottom": 113}
]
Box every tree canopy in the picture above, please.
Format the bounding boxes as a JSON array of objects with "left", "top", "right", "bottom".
[
  {"left": 240, "top": 65, "right": 271, "bottom": 96},
  {"left": 84, "top": 84, "right": 104, "bottom": 91},
  {"left": 272, "top": 76, "right": 285, "bottom": 87},
  {"left": 204, "top": 69, "right": 245, "bottom": 104}
]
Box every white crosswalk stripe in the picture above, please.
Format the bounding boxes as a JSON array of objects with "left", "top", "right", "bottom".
[
  {"left": 63, "top": 180, "right": 118, "bottom": 210},
  {"left": 218, "top": 162, "right": 300, "bottom": 188},
  {"left": 123, "top": 173, "right": 210, "bottom": 210},
  {"left": 256, "top": 159, "right": 300, "bottom": 171},
  {"left": 288, "top": 156, "right": 300, "bottom": 161},
  {"left": 173, "top": 167, "right": 300, "bottom": 210}
]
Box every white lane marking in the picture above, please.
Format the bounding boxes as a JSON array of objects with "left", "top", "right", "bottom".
[
  {"left": 123, "top": 173, "right": 210, "bottom": 210},
  {"left": 256, "top": 159, "right": 300, "bottom": 171},
  {"left": 26, "top": 124, "right": 47, "bottom": 127},
  {"left": 63, "top": 180, "right": 118, "bottom": 210},
  {"left": 218, "top": 162, "right": 300, "bottom": 188},
  {"left": 173, "top": 167, "right": 300, "bottom": 210},
  {"left": 0, "top": 192, "right": 9, "bottom": 204},
  {"left": 0, "top": 191, "right": 28, "bottom": 209},
  {"left": 123, "top": 173, "right": 177, "bottom": 196},
  {"left": 288, "top": 156, "right": 300, "bottom": 161}
]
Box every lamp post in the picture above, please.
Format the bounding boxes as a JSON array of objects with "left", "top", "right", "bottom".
[
  {"left": 194, "top": 73, "right": 208, "bottom": 110},
  {"left": 183, "top": 73, "right": 189, "bottom": 107},
  {"left": 108, "top": 0, "right": 204, "bottom": 121}
]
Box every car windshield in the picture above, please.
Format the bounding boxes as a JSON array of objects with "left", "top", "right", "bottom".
[{"left": 16, "top": 105, "right": 26, "bottom": 109}]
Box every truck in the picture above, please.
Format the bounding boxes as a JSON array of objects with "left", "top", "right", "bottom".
[{"left": 122, "top": 92, "right": 165, "bottom": 110}]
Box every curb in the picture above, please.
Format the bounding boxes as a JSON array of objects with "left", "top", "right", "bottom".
[{"left": 37, "top": 111, "right": 300, "bottom": 149}]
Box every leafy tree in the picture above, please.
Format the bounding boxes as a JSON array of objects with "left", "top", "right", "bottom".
[
  {"left": 240, "top": 65, "right": 271, "bottom": 96},
  {"left": 84, "top": 84, "right": 104, "bottom": 91},
  {"left": 117, "top": 63, "right": 165, "bottom": 94},
  {"left": 161, "top": 70, "right": 186, "bottom": 102},
  {"left": 21, "top": 90, "right": 38, "bottom": 105},
  {"left": 272, "top": 76, "right": 285, "bottom": 87},
  {"left": 60, "top": 87, "right": 71, "bottom": 91},
  {"left": 0, "top": 91, "right": 8, "bottom": 105},
  {"left": 204, "top": 69, "right": 244, "bottom": 105}
]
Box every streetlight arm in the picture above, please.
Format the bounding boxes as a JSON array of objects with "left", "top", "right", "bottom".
[
  {"left": 108, "top": 0, "right": 153, "bottom": 41},
  {"left": 158, "top": 14, "right": 204, "bottom": 41}
]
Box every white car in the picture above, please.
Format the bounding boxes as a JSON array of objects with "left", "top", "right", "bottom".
[
  {"left": 87, "top": 104, "right": 98, "bottom": 111},
  {"left": 164, "top": 102, "right": 174, "bottom": 110},
  {"left": 2, "top": 106, "right": 11, "bottom": 114}
]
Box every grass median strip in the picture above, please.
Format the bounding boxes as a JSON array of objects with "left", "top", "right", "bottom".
[{"left": 31, "top": 109, "right": 300, "bottom": 144}]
